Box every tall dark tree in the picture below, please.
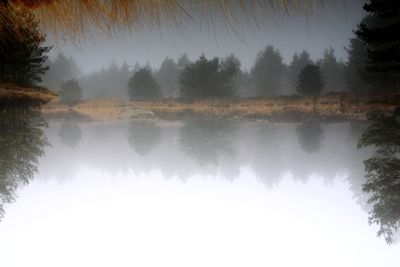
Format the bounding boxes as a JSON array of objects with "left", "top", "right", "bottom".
[
  {"left": 177, "top": 53, "right": 191, "bottom": 70},
  {"left": 156, "top": 57, "right": 179, "bottom": 98},
  {"left": 219, "top": 54, "right": 241, "bottom": 96},
  {"left": 128, "top": 68, "right": 161, "bottom": 101},
  {"left": 59, "top": 79, "right": 83, "bottom": 107},
  {"left": 0, "top": 6, "right": 50, "bottom": 86},
  {"left": 179, "top": 55, "right": 239, "bottom": 98},
  {"left": 356, "top": 0, "right": 400, "bottom": 90},
  {"left": 250, "top": 45, "right": 285, "bottom": 97},
  {"left": 288, "top": 50, "right": 313, "bottom": 93},
  {"left": 345, "top": 36, "right": 370, "bottom": 92},
  {"left": 358, "top": 108, "right": 400, "bottom": 244},
  {"left": 296, "top": 64, "right": 324, "bottom": 96},
  {"left": 42, "top": 53, "right": 81, "bottom": 89},
  {"left": 318, "top": 47, "right": 346, "bottom": 93}
]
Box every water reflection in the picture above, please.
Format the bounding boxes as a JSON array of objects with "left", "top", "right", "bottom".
[
  {"left": 1, "top": 112, "right": 400, "bottom": 247},
  {"left": 58, "top": 121, "right": 82, "bottom": 148},
  {"left": 296, "top": 122, "right": 324, "bottom": 154},
  {"left": 128, "top": 121, "right": 161, "bottom": 156},
  {"left": 358, "top": 109, "right": 400, "bottom": 244},
  {"left": 39, "top": 120, "right": 368, "bottom": 190},
  {"left": 0, "top": 108, "right": 48, "bottom": 220},
  {"left": 248, "top": 123, "right": 284, "bottom": 187},
  {"left": 178, "top": 119, "right": 237, "bottom": 167}
]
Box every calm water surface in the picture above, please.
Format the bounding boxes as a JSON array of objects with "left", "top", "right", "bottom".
[{"left": 0, "top": 113, "right": 398, "bottom": 266}]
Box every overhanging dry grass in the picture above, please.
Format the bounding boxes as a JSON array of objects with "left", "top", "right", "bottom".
[{"left": 1, "top": 0, "right": 335, "bottom": 40}]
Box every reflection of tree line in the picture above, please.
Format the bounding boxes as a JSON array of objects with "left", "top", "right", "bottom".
[
  {"left": 49, "top": 120, "right": 371, "bottom": 194},
  {"left": 127, "top": 121, "right": 161, "bottom": 156},
  {"left": 357, "top": 109, "right": 400, "bottom": 244},
  {"left": 58, "top": 121, "right": 82, "bottom": 148},
  {"left": 296, "top": 122, "right": 324, "bottom": 154},
  {"left": 123, "top": 120, "right": 354, "bottom": 184},
  {"left": 178, "top": 120, "right": 237, "bottom": 167},
  {"left": 56, "top": 119, "right": 362, "bottom": 185},
  {"left": 14, "top": 115, "right": 399, "bottom": 244},
  {"left": 0, "top": 108, "right": 48, "bottom": 220}
]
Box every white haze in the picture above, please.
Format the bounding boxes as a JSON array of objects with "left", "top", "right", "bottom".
[{"left": 0, "top": 169, "right": 398, "bottom": 267}]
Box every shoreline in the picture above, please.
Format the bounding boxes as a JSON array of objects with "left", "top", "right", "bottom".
[
  {"left": 0, "top": 83, "right": 57, "bottom": 106},
  {"left": 40, "top": 93, "right": 399, "bottom": 122}
]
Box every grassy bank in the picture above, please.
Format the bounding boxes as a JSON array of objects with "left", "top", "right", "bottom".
[
  {"left": 41, "top": 92, "right": 399, "bottom": 122},
  {"left": 0, "top": 83, "right": 57, "bottom": 107}
]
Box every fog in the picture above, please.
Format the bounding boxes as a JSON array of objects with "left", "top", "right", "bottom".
[
  {"left": 1, "top": 1, "right": 400, "bottom": 266},
  {"left": 49, "top": 1, "right": 365, "bottom": 74},
  {"left": 0, "top": 119, "right": 399, "bottom": 267}
]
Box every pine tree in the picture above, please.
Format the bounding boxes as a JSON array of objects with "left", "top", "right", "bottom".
[
  {"left": 318, "top": 47, "right": 346, "bottom": 93},
  {"left": 0, "top": 6, "right": 50, "bottom": 86},
  {"left": 41, "top": 53, "right": 80, "bottom": 89},
  {"left": 128, "top": 68, "right": 161, "bottom": 101},
  {"left": 345, "top": 36, "right": 370, "bottom": 92},
  {"left": 177, "top": 53, "right": 191, "bottom": 70},
  {"left": 289, "top": 50, "right": 313, "bottom": 93},
  {"left": 296, "top": 64, "right": 324, "bottom": 96},
  {"left": 156, "top": 57, "right": 179, "bottom": 98},
  {"left": 179, "top": 55, "right": 239, "bottom": 98},
  {"left": 59, "top": 79, "right": 83, "bottom": 107},
  {"left": 356, "top": 0, "right": 400, "bottom": 90},
  {"left": 250, "top": 45, "right": 285, "bottom": 97}
]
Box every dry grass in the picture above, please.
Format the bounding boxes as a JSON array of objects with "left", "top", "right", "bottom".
[
  {"left": 1, "top": 0, "right": 334, "bottom": 40},
  {"left": 0, "top": 83, "right": 57, "bottom": 105},
  {"left": 41, "top": 93, "right": 399, "bottom": 122},
  {"left": 127, "top": 95, "right": 361, "bottom": 120}
]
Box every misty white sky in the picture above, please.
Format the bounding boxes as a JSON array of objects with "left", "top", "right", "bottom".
[{"left": 46, "top": 1, "right": 366, "bottom": 74}]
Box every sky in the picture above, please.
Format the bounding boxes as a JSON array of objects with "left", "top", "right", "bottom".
[{"left": 47, "top": 1, "right": 366, "bottom": 74}]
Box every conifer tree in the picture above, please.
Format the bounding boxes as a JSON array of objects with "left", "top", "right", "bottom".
[
  {"left": 0, "top": 6, "right": 50, "bottom": 86},
  {"left": 128, "top": 68, "right": 161, "bottom": 101},
  {"left": 356, "top": 0, "right": 400, "bottom": 90}
]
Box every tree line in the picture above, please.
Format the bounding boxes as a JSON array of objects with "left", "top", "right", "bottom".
[{"left": 1, "top": 0, "right": 399, "bottom": 104}]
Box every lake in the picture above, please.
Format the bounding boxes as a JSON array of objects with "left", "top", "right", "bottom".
[{"left": 0, "top": 110, "right": 399, "bottom": 266}]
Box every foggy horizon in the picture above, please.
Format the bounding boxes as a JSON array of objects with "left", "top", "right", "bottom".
[{"left": 48, "top": 1, "right": 365, "bottom": 74}]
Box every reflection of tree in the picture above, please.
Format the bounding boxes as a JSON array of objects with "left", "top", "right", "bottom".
[
  {"left": 58, "top": 121, "right": 82, "bottom": 148},
  {"left": 0, "top": 108, "right": 48, "bottom": 220},
  {"left": 358, "top": 109, "right": 400, "bottom": 244},
  {"left": 250, "top": 123, "right": 284, "bottom": 187},
  {"left": 178, "top": 120, "right": 236, "bottom": 167},
  {"left": 296, "top": 122, "right": 324, "bottom": 154},
  {"left": 128, "top": 121, "right": 161, "bottom": 156}
]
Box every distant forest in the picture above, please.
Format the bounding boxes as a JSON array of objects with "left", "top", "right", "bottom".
[
  {"left": 40, "top": 45, "right": 354, "bottom": 101},
  {"left": 1, "top": 0, "right": 398, "bottom": 102}
]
